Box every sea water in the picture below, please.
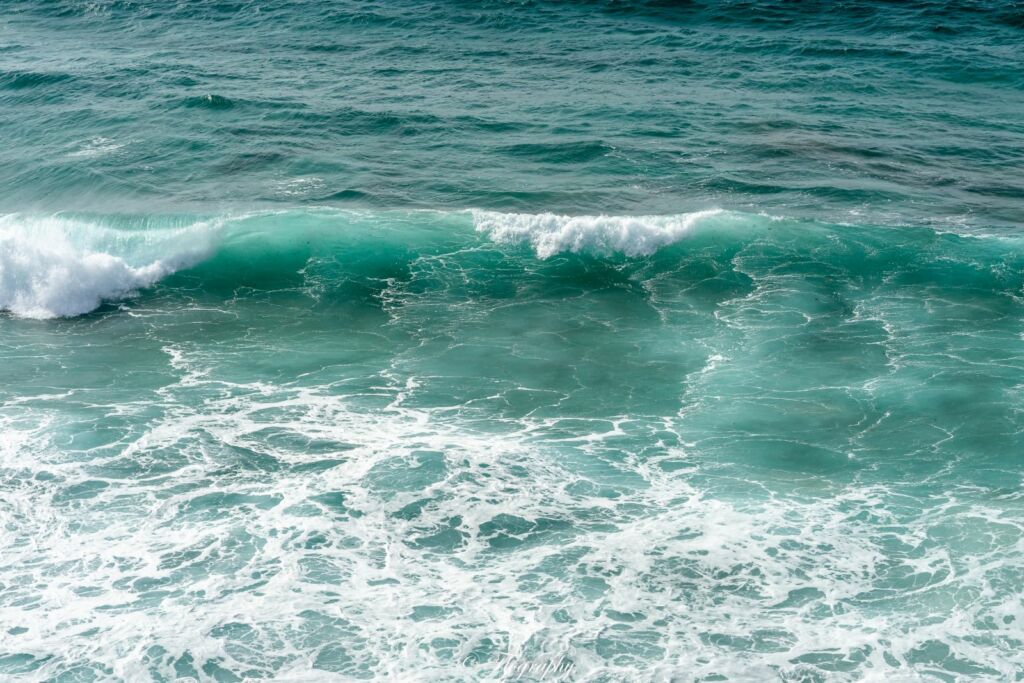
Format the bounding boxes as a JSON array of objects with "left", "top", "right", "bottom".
[{"left": 1, "top": 2, "right": 1023, "bottom": 680}]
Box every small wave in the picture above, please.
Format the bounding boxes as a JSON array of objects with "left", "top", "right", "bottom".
[
  {"left": 496, "top": 140, "right": 614, "bottom": 164},
  {"left": 0, "top": 215, "right": 220, "bottom": 319},
  {"left": 0, "top": 69, "right": 74, "bottom": 90},
  {"left": 474, "top": 209, "right": 726, "bottom": 258},
  {"left": 180, "top": 94, "right": 235, "bottom": 110}
]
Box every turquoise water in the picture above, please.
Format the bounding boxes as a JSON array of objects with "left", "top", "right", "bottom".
[{"left": 1, "top": 2, "right": 1023, "bottom": 681}]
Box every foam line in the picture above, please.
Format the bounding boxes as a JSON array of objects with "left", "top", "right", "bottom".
[{"left": 473, "top": 209, "right": 726, "bottom": 258}]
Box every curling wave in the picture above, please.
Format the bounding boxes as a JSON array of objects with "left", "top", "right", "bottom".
[
  {"left": 0, "top": 214, "right": 219, "bottom": 318},
  {"left": 1, "top": 207, "right": 1020, "bottom": 320},
  {"left": 0, "top": 208, "right": 737, "bottom": 319}
]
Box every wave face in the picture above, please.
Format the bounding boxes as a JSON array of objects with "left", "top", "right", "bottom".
[
  {"left": 2, "top": 208, "right": 1024, "bottom": 680},
  {"left": 1, "top": 208, "right": 740, "bottom": 318},
  {"left": 3, "top": 207, "right": 1021, "bottom": 318}
]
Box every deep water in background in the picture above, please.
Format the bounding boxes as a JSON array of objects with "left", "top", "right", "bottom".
[
  {"left": 1, "top": 0, "right": 1023, "bottom": 227},
  {"left": 1, "top": 1, "right": 1024, "bottom": 681}
]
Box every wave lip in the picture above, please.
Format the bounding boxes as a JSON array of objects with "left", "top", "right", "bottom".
[
  {"left": 474, "top": 208, "right": 725, "bottom": 258},
  {"left": 0, "top": 215, "right": 218, "bottom": 319}
]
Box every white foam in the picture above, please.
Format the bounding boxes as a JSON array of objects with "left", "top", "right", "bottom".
[
  {"left": 2, "top": 344, "right": 1023, "bottom": 680},
  {"left": 67, "top": 136, "right": 126, "bottom": 159},
  {"left": 473, "top": 209, "right": 725, "bottom": 258},
  {"left": 273, "top": 176, "right": 326, "bottom": 198},
  {"left": 0, "top": 214, "right": 218, "bottom": 319}
]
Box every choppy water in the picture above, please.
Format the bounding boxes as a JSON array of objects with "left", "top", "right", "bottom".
[{"left": 2, "top": 2, "right": 1023, "bottom": 681}]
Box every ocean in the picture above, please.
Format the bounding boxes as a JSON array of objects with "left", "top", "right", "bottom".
[{"left": 1, "top": 1, "right": 1023, "bottom": 680}]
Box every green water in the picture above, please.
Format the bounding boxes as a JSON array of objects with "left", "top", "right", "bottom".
[{"left": 1, "top": 2, "right": 1023, "bottom": 681}]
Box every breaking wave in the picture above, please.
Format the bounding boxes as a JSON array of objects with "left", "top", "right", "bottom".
[
  {"left": 0, "top": 214, "right": 219, "bottom": 318},
  {"left": 1, "top": 208, "right": 1020, "bottom": 319}
]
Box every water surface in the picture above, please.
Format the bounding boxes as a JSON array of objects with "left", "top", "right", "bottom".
[{"left": 1, "top": 1, "right": 1023, "bottom": 680}]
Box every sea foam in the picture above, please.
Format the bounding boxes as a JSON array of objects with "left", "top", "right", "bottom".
[
  {"left": 0, "top": 215, "right": 216, "bottom": 319},
  {"left": 474, "top": 209, "right": 725, "bottom": 258}
]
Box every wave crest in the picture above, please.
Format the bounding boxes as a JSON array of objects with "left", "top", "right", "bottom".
[
  {"left": 473, "top": 209, "right": 725, "bottom": 258},
  {"left": 6, "top": 207, "right": 1010, "bottom": 320},
  {"left": 0, "top": 215, "right": 218, "bottom": 319}
]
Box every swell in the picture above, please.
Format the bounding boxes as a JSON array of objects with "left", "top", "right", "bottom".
[
  {"left": 1, "top": 208, "right": 1021, "bottom": 319},
  {"left": 0, "top": 69, "right": 74, "bottom": 90}
]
